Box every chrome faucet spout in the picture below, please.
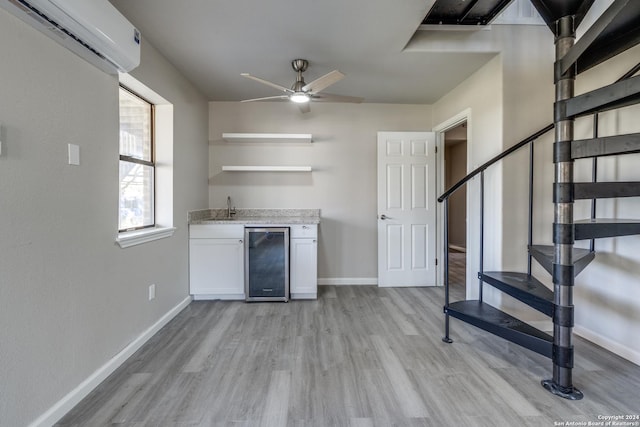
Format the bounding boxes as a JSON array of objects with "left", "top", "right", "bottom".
[{"left": 227, "top": 196, "right": 236, "bottom": 218}]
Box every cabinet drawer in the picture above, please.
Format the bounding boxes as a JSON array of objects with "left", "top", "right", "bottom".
[
  {"left": 290, "top": 224, "right": 317, "bottom": 238},
  {"left": 190, "top": 224, "right": 244, "bottom": 239}
]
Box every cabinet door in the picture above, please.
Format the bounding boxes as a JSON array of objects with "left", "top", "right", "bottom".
[
  {"left": 290, "top": 238, "right": 317, "bottom": 299},
  {"left": 189, "top": 238, "right": 244, "bottom": 299}
]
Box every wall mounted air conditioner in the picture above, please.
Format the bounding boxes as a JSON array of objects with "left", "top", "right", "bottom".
[{"left": 0, "top": 0, "right": 140, "bottom": 74}]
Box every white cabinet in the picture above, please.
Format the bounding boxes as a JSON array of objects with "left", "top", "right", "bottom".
[
  {"left": 189, "top": 224, "right": 245, "bottom": 300},
  {"left": 189, "top": 222, "right": 318, "bottom": 301},
  {"left": 290, "top": 225, "right": 318, "bottom": 299}
]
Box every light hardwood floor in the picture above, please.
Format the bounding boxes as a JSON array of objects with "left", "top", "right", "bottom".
[
  {"left": 448, "top": 250, "right": 466, "bottom": 292},
  {"left": 57, "top": 281, "right": 640, "bottom": 426}
]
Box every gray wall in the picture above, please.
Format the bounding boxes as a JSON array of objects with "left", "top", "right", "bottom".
[
  {"left": 209, "top": 102, "right": 433, "bottom": 282},
  {"left": 0, "top": 8, "right": 208, "bottom": 426}
]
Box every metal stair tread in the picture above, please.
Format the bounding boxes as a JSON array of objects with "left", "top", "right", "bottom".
[
  {"left": 572, "top": 133, "right": 640, "bottom": 159},
  {"left": 563, "top": 74, "right": 640, "bottom": 119},
  {"left": 445, "top": 300, "right": 553, "bottom": 358},
  {"left": 574, "top": 218, "right": 640, "bottom": 240},
  {"left": 556, "top": 0, "right": 640, "bottom": 75},
  {"left": 574, "top": 181, "right": 640, "bottom": 199},
  {"left": 480, "top": 271, "right": 554, "bottom": 316},
  {"left": 575, "top": 218, "right": 640, "bottom": 224},
  {"left": 528, "top": 245, "right": 595, "bottom": 278}
]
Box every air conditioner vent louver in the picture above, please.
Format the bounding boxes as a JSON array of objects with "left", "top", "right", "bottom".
[
  {"left": 1, "top": 0, "right": 140, "bottom": 74},
  {"left": 17, "top": 0, "right": 107, "bottom": 61}
]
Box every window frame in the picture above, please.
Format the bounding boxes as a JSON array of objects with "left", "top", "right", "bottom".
[{"left": 118, "top": 84, "right": 157, "bottom": 233}]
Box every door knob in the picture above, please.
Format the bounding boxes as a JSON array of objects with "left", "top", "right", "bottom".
[{"left": 380, "top": 214, "right": 388, "bottom": 220}]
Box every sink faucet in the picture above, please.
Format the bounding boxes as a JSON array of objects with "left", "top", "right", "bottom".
[{"left": 227, "top": 196, "right": 236, "bottom": 218}]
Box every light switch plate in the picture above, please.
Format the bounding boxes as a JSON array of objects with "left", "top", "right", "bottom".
[{"left": 68, "top": 143, "right": 80, "bottom": 165}]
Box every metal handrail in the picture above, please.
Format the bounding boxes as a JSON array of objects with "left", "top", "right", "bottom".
[{"left": 438, "top": 123, "right": 554, "bottom": 203}]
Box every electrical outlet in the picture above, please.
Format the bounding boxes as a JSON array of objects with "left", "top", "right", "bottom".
[{"left": 148, "top": 284, "right": 156, "bottom": 301}]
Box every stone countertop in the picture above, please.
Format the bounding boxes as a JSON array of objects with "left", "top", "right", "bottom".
[{"left": 188, "top": 208, "right": 320, "bottom": 225}]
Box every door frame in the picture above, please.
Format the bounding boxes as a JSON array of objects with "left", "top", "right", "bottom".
[{"left": 433, "top": 108, "right": 471, "bottom": 287}]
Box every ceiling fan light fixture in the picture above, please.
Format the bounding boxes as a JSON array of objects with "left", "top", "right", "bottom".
[
  {"left": 290, "top": 92, "right": 310, "bottom": 103},
  {"left": 241, "top": 60, "right": 359, "bottom": 110}
]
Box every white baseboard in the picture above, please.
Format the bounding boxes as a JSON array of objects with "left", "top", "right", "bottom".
[
  {"left": 291, "top": 292, "right": 317, "bottom": 299},
  {"left": 30, "top": 296, "right": 192, "bottom": 427},
  {"left": 193, "top": 293, "right": 244, "bottom": 301},
  {"left": 318, "top": 277, "right": 378, "bottom": 286},
  {"left": 574, "top": 325, "right": 640, "bottom": 367}
]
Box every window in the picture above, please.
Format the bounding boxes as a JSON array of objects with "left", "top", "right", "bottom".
[
  {"left": 118, "top": 86, "right": 155, "bottom": 231},
  {"left": 115, "top": 74, "right": 174, "bottom": 248}
]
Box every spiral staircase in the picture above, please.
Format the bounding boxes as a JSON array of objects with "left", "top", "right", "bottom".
[{"left": 437, "top": 0, "right": 640, "bottom": 400}]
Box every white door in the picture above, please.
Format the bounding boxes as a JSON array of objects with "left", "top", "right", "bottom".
[{"left": 377, "top": 131, "right": 437, "bottom": 287}]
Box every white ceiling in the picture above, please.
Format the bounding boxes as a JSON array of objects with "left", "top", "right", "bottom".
[{"left": 109, "top": 0, "right": 497, "bottom": 104}]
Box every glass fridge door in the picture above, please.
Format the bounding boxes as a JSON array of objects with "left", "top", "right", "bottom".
[{"left": 245, "top": 228, "right": 289, "bottom": 302}]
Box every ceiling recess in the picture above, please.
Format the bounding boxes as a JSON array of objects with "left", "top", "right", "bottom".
[{"left": 422, "top": 0, "right": 514, "bottom": 26}]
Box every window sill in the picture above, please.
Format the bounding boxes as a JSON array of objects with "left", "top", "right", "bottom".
[{"left": 116, "top": 226, "right": 176, "bottom": 248}]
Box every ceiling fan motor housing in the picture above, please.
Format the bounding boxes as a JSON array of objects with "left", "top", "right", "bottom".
[
  {"left": 291, "top": 80, "right": 306, "bottom": 92},
  {"left": 291, "top": 59, "right": 308, "bottom": 72},
  {"left": 291, "top": 59, "right": 308, "bottom": 92}
]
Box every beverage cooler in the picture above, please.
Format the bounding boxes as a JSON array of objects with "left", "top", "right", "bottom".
[{"left": 245, "top": 227, "right": 289, "bottom": 302}]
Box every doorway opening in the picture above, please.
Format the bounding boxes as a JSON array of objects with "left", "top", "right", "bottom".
[{"left": 444, "top": 121, "right": 467, "bottom": 298}]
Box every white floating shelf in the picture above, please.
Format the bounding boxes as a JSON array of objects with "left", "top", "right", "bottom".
[
  {"left": 222, "top": 166, "right": 312, "bottom": 172},
  {"left": 222, "top": 133, "right": 313, "bottom": 142}
]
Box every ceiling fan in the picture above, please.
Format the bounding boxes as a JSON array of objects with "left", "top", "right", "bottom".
[{"left": 241, "top": 59, "right": 363, "bottom": 113}]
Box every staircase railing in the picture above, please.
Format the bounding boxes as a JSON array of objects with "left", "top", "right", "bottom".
[
  {"left": 438, "top": 123, "right": 554, "bottom": 344},
  {"left": 437, "top": 124, "right": 554, "bottom": 204}
]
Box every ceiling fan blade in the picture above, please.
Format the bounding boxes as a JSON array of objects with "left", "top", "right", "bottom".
[
  {"left": 298, "top": 102, "right": 311, "bottom": 114},
  {"left": 311, "top": 93, "right": 364, "bottom": 103},
  {"left": 241, "top": 73, "right": 293, "bottom": 93},
  {"left": 241, "top": 95, "right": 289, "bottom": 102},
  {"left": 302, "top": 70, "right": 344, "bottom": 93}
]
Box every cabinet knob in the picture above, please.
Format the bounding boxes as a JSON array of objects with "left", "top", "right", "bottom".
[
  {"left": 303, "top": 225, "right": 309, "bottom": 229},
  {"left": 239, "top": 239, "right": 243, "bottom": 244},
  {"left": 313, "top": 239, "right": 317, "bottom": 243}
]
